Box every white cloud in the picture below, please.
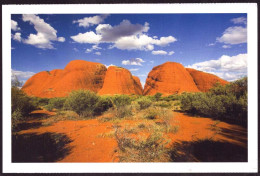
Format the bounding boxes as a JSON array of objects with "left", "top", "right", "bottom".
[
  {"left": 168, "top": 51, "right": 175, "bottom": 55},
  {"left": 113, "top": 34, "right": 176, "bottom": 51},
  {"left": 222, "top": 45, "right": 231, "bottom": 49},
  {"left": 231, "top": 17, "right": 247, "bottom": 24},
  {"left": 71, "top": 31, "right": 101, "bottom": 44},
  {"left": 11, "top": 20, "right": 20, "bottom": 31},
  {"left": 58, "top": 37, "right": 65, "bottom": 42},
  {"left": 85, "top": 44, "right": 102, "bottom": 53},
  {"left": 217, "top": 26, "right": 247, "bottom": 45},
  {"left": 152, "top": 50, "right": 167, "bottom": 55},
  {"left": 187, "top": 53, "right": 247, "bottom": 81},
  {"left": 73, "top": 14, "right": 109, "bottom": 28},
  {"left": 105, "top": 64, "right": 115, "bottom": 68},
  {"left": 151, "top": 50, "right": 174, "bottom": 55},
  {"left": 208, "top": 43, "right": 215, "bottom": 46},
  {"left": 129, "top": 68, "right": 139, "bottom": 71},
  {"left": 95, "top": 52, "right": 101, "bottom": 55},
  {"left": 22, "top": 14, "right": 65, "bottom": 49},
  {"left": 96, "top": 20, "right": 149, "bottom": 42},
  {"left": 122, "top": 58, "right": 145, "bottom": 66},
  {"left": 73, "top": 48, "right": 79, "bottom": 52},
  {"left": 11, "top": 69, "right": 35, "bottom": 82},
  {"left": 71, "top": 19, "right": 177, "bottom": 51},
  {"left": 12, "top": 32, "right": 22, "bottom": 42}
]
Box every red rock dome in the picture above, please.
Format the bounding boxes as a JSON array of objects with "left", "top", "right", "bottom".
[
  {"left": 143, "top": 62, "right": 200, "bottom": 95},
  {"left": 98, "top": 66, "right": 143, "bottom": 95},
  {"left": 186, "top": 68, "right": 229, "bottom": 92}
]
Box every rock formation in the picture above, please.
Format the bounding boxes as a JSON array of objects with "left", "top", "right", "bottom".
[
  {"left": 22, "top": 60, "right": 107, "bottom": 98},
  {"left": 98, "top": 66, "right": 143, "bottom": 95},
  {"left": 186, "top": 68, "right": 229, "bottom": 92},
  {"left": 22, "top": 60, "right": 229, "bottom": 98},
  {"left": 143, "top": 62, "right": 200, "bottom": 95}
]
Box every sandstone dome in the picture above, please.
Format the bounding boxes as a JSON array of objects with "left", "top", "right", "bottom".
[
  {"left": 186, "top": 68, "right": 229, "bottom": 92},
  {"left": 143, "top": 62, "right": 200, "bottom": 95},
  {"left": 22, "top": 60, "right": 107, "bottom": 98},
  {"left": 98, "top": 66, "right": 143, "bottom": 95}
]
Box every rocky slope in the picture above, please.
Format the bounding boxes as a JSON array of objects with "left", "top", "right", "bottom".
[{"left": 186, "top": 68, "right": 229, "bottom": 92}]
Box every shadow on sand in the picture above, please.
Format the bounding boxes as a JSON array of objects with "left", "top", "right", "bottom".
[
  {"left": 12, "top": 132, "right": 73, "bottom": 162},
  {"left": 170, "top": 139, "right": 247, "bottom": 162}
]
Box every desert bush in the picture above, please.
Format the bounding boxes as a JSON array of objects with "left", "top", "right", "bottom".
[
  {"left": 12, "top": 109, "right": 23, "bottom": 130},
  {"left": 109, "top": 95, "right": 133, "bottom": 118},
  {"left": 137, "top": 97, "right": 152, "bottom": 110},
  {"left": 154, "top": 92, "right": 163, "bottom": 101},
  {"left": 160, "top": 94, "right": 179, "bottom": 102},
  {"left": 115, "top": 126, "right": 171, "bottom": 162},
  {"left": 179, "top": 77, "right": 247, "bottom": 123},
  {"left": 64, "top": 90, "right": 99, "bottom": 117},
  {"left": 111, "top": 94, "right": 132, "bottom": 108},
  {"left": 11, "top": 87, "right": 37, "bottom": 117},
  {"left": 45, "top": 97, "right": 66, "bottom": 111},
  {"left": 144, "top": 107, "right": 159, "bottom": 120},
  {"left": 155, "top": 101, "right": 172, "bottom": 108},
  {"left": 31, "top": 97, "right": 50, "bottom": 107},
  {"left": 114, "top": 105, "right": 133, "bottom": 118},
  {"left": 94, "top": 96, "right": 113, "bottom": 115}
]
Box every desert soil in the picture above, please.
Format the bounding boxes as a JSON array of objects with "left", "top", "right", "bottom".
[{"left": 14, "top": 109, "right": 247, "bottom": 162}]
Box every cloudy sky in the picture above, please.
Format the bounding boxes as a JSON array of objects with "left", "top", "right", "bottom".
[{"left": 11, "top": 14, "right": 247, "bottom": 86}]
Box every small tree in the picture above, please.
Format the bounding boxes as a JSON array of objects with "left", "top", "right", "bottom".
[
  {"left": 64, "top": 90, "right": 99, "bottom": 117},
  {"left": 11, "top": 74, "right": 23, "bottom": 88}
]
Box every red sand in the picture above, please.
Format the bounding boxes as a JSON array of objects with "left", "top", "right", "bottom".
[{"left": 18, "top": 110, "right": 247, "bottom": 162}]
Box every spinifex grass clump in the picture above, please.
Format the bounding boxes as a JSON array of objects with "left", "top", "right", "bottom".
[
  {"left": 136, "top": 96, "right": 152, "bottom": 110},
  {"left": 114, "top": 125, "right": 171, "bottom": 162},
  {"left": 110, "top": 95, "right": 133, "bottom": 118}
]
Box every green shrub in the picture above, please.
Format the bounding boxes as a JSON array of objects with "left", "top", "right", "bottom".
[
  {"left": 64, "top": 90, "right": 99, "bottom": 117},
  {"left": 179, "top": 77, "right": 247, "bottom": 123},
  {"left": 11, "top": 87, "right": 37, "bottom": 117},
  {"left": 160, "top": 94, "right": 179, "bottom": 102},
  {"left": 31, "top": 97, "right": 49, "bottom": 107},
  {"left": 111, "top": 94, "right": 131, "bottom": 108},
  {"left": 114, "top": 105, "right": 133, "bottom": 118},
  {"left": 94, "top": 96, "right": 113, "bottom": 115},
  {"left": 108, "top": 95, "right": 133, "bottom": 118},
  {"left": 156, "top": 101, "right": 172, "bottom": 108},
  {"left": 45, "top": 97, "right": 66, "bottom": 111},
  {"left": 137, "top": 97, "right": 152, "bottom": 110},
  {"left": 12, "top": 109, "right": 23, "bottom": 130},
  {"left": 154, "top": 92, "right": 163, "bottom": 101},
  {"left": 144, "top": 107, "right": 158, "bottom": 120}
]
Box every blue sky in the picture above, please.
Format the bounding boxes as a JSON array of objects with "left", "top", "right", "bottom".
[{"left": 11, "top": 14, "right": 247, "bottom": 86}]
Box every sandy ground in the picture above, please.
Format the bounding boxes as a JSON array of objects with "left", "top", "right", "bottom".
[{"left": 15, "top": 110, "right": 247, "bottom": 162}]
